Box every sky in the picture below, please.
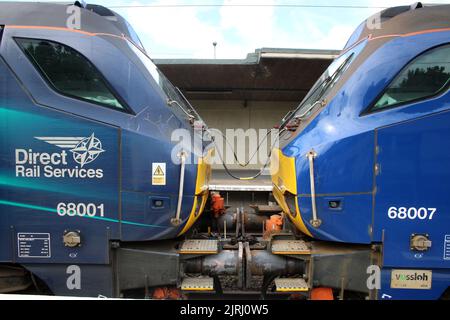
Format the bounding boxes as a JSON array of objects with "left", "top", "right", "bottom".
[{"left": 5, "top": 0, "right": 450, "bottom": 59}]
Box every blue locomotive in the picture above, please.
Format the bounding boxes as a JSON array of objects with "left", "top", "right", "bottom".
[
  {"left": 272, "top": 3, "right": 450, "bottom": 299},
  {"left": 0, "top": 2, "right": 212, "bottom": 296}
]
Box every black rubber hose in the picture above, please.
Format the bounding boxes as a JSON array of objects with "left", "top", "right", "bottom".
[
  {"left": 213, "top": 275, "right": 223, "bottom": 295},
  {"left": 260, "top": 273, "right": 280, "bottom": 300}
]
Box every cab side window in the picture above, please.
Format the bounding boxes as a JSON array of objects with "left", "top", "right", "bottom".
[
  {"left": 16, "top": 38, "right": 127, "bottom": 111},
  {"left": 372, "top": 44, "right": 450, "bottom": 111}
]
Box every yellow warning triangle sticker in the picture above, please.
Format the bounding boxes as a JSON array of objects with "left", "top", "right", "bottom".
[{"left": 154, "top": 165, "right": 165, "bottom": 176}]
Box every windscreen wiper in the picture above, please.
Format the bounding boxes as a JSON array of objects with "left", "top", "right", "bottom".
[
  {"left": 279, "top": 53, "right": 354, "bottom": 130},
  {"left": 279, "top": 79, "right": 327, "bottom": 130},
  {"left": 175, "top": 87, "right": 203, "bottom": 122},
  {"left": 167, "top": 99, "right": 195, "bottom": 122},
  {"left": 313, "top": 53, "right": 354, "bottom": 102}
]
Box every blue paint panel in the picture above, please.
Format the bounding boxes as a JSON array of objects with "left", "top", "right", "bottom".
[
  {"left": 375, "top": 111, "right": 450, "bottom": 269},
  {"left": 120, "top": 128, "right": 199, "bottom": 240},
  {"left": 298, "top": 194, "right": 372, "bottom": 243},
  {"left": 120, "top": 191, "right": 195, "bottom": 241},
  {"left": 286, "top": 76, "right": 375, "bottom": 244},
  {"left": 24, "top": 264, "right": 114, "bottom": 297},
  {"left": 0, "top": 43, "right": 122, "bottom": 265},
  {"left": 121, "top": 129, "right": 197, "bottom": 196},
  {"left": 296, "top": 131, "right": 374, "bottom": 195}
]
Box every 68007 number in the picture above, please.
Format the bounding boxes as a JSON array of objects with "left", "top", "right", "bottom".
[
  {"left": 57, "top": 202, "right": 105, "bottom": 217},
  {"left": 388, "top": 206, "right": 436, "bottom": 220}
]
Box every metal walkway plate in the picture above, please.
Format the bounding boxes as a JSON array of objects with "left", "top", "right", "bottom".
[
  {"left": 181, "top": 277, "right": 214, "bottom": 291},
  {"left": 271, "top": 240, "right": 310, "bottom": 255},
  {"left": 253, "top": 205, "right": 282, "bottom": 214},
  {"left": 179, "top": 239, "right": 218, "bottom": 254},
  {"left": 274, "top": 278, "right": 309, "bottom": 292}
]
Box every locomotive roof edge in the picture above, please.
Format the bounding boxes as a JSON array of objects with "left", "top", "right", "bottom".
[
  {"left": 0, "top": 1, "right": 142, "bottom": 48},
  {"left": 346, "top": 4, "right": 450, "bottom": 50}
]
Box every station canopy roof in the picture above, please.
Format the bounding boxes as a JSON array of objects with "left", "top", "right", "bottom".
[{"left": 155, "top": 48, "right": 340, "bottom": 101}]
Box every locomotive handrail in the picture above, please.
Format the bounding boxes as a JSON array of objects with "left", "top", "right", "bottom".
[
  {"left": 171, "top": 151, "right": 187, "bottom": 226},
  {"left": 307, "top": 150, "right": 322, "bottom": 228}
]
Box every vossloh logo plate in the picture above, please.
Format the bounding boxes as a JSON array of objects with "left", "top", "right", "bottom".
[{"left": 390, "top": 269, "right": 432, "bottom": 289}]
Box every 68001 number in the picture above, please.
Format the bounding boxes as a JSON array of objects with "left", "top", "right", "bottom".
[{"left": 57, "top": 202, "right": 105, "bottom": 217}]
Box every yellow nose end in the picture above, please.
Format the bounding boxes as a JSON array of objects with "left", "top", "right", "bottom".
[
  {"left": 270, "top": 148, "right": 312, "bottom": 237},
  {"left": 177, "top": 148, "right": 214, "bottom": 236}
]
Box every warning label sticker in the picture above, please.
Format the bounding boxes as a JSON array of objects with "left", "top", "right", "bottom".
[
  {"left": 152, "top": 163, "right": 166, "bottom": 185},
  {"left": 17, "top": 233, "right": 51, "bottom": 258}
]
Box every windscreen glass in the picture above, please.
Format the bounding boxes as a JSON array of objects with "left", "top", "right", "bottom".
[{"left": 127, "top": 41, "right": 201, "bottom": 121}]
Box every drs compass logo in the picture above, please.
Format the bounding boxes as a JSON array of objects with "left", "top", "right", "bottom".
[
  {"left": 36, "top": 133, "right": 105, "bottom": 167},
  {"left": 15, "top": 133, "right": 105, "bottom": 179}
]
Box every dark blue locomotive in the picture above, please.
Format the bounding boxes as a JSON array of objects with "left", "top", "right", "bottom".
[
  {"left": 0, "top": 2, "right": 211, "bottom": 296},
  {"left": 272, "top": 3, "right": 450, "bottom": 299}
]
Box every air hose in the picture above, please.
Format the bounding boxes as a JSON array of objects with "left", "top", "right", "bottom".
[{"left": 205, "top": 127, "right": 285, "bottom": 181}]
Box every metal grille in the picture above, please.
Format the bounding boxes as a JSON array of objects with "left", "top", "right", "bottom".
[
  {"left": 275, "top": 278, "right": 309, "bottom": 292},
  {"left": 179, "top": 239, "right": 218, "bottom": 254},
  {"left": 271, "top": 239, "right": 310, "bottom": 254},
  {"left": 181, "top": 277, "right": 214, "bottom": 291}
]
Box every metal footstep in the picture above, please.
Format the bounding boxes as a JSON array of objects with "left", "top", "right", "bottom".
[
  {"left": 271, "top": 239, "right": 311, "bottom": 255},
  {"left": 274, "top": 278, "right": 309, "bottom": 292},
  {"left": 181, "top": 277, "right": 214, "bottom": 291},
  {"left": 178, "top": 239, "right": 218, "bottom": 254}
]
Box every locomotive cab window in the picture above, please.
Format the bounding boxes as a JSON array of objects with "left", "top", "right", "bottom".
[
  {"left": 15, "top": 38, "right": 127, "bottom": 111},
  {"left": 372, "top": 44, "right": 450, "bottom": 112}
]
